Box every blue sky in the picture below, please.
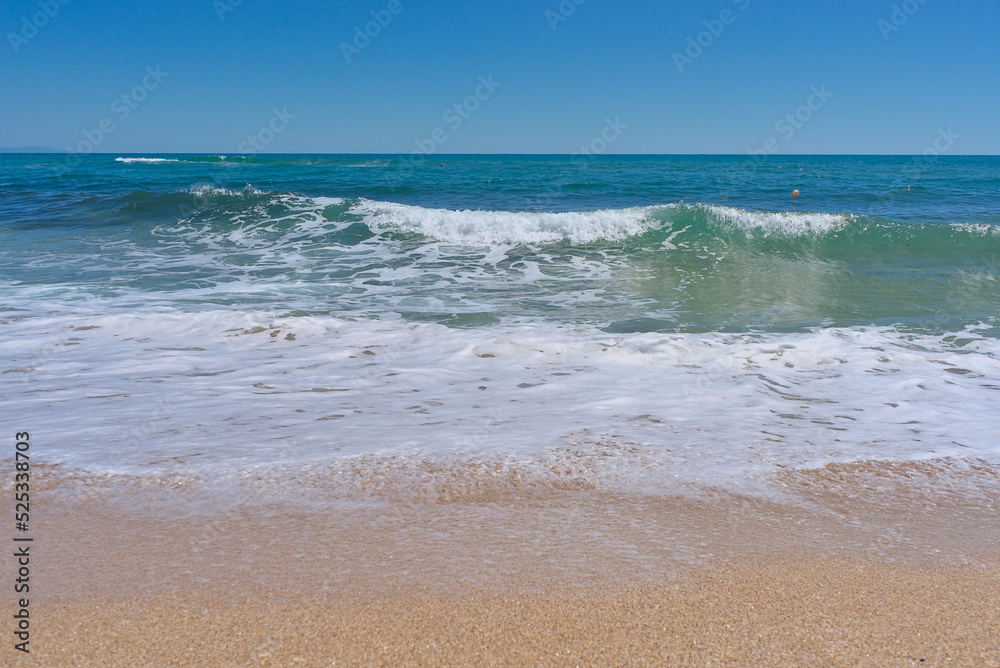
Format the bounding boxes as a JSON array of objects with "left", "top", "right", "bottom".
[{"left": 2, "top": 0, "right": 997, "bottom": 154}]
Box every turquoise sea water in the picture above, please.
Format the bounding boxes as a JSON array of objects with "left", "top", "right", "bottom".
[
  {"left": 3, "top": 154, "right": 999, "bottom": 333},
  {"left": 1, "top": 154, "right": 998, "bottom": 494}
]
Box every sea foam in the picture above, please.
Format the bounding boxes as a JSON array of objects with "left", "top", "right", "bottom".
[
  {"left": 115, "top": 157, "right": 180, "bottom": 164},
  {"left": 3, "top": 311, "right": 998, "bottom": 499},
  {"left": 351, "top": 199, "right": 659, "bottom": 245},
  {"left": 706, "top": 205, "right": 851, "bottom": 236}
]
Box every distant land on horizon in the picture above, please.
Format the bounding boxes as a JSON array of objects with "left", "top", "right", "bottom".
[{"left": 0, "top": 147, "right": 64, "bottom": 153}]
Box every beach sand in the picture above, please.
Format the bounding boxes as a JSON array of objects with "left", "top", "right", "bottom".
[{"left": 11, "top": 459, "right": 1000, "bottom": 666}]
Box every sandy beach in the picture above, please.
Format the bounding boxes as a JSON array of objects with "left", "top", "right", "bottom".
[
  {"left": 35, "top": 560, "right": 1000, "bottom": 667},
  {"left": 10, "top": 459, "right": 1000, "bottom": 666},
  {"left": 6, "top": 1, "right": 1000, "bottom": 664}
]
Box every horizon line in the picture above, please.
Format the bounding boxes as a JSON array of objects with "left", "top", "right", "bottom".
[{"left": 2, "top": 150, "right": 998, "bottom": 157}]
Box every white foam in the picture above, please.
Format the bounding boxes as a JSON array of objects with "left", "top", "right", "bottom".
[
  {"left": 706, "top": 205, "right": 850, "bottom": 236},
  {"left": 188, "top": 183, "right": 265, "bottom": 196},
  {"left": 351, "top": 199, "right": 660, "bottom": 245},
  {"left": 347, "top": 199, "right": 858, "bottom": 244},
  {"left": 115, "top": 157, "right": 180, "bottom": 164},
  {"left": 3, "top": 312, "right": 998, "bottom": 498},
  {"left": 953, "top": 223, "right": 1000, "bottom": 237},
  {"left": 312, "top": 196, "right": 346, "bottom": 207}
]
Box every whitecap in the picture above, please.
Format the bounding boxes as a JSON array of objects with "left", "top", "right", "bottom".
[
  {"left": 350, "top": 199, "right": 659, "bottom": 245},
  {"left": 115, "top": 157, "right": 180, "bottom": 164},
  {"left": 706, "top": 205, "right": 850, "bottom": 236}
]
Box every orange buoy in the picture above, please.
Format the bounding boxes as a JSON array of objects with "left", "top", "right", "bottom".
[{"left": 791, "top": 189, "right": 800, "bottom": 196}]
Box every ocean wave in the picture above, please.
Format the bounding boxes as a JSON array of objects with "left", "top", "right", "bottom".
[
  {"left": 157, "top": 191, "right": 997, "bottom": 253},
  {"left": 28, "top": 183, "right": 1000, "bottom": 256},
  {"left": 705, "top": 205, "right": 852, "bottom": 236},
  {"left": 115, "top": 157, "right": 180, "bottom": 164},
  {"left": 350, "top": 199, "right": 661, "bottom": 245},
  {"left": 951, "top": 223, "right": 1000, "bottom": 237},
  {"left": 188, "top": 183, "right": 267, "bottom": 197},
  {"left": 342, "top": 199, "right": 868, "bottom": 246}
]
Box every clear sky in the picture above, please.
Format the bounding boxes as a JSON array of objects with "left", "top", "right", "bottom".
[{"left": 2, "top": 0, "right": 997, "bottom": 154}]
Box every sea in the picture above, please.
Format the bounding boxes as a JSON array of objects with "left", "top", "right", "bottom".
[{"left": 2, "top": 153, "right": 998, "bottom": 501}]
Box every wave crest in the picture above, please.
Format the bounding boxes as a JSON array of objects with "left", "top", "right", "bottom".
[
  {"left": 344, "top": 200, "right": 861, "bottom": 246},
  {"left": 115, "top": 157, "right": 179, "bottom": 164},
  {"left": 706, "top": 205, "right": 851, "bottom": 236},
  {"left": 188, "top": 183, "right": 266, "bottom": 197},
  {"left": 351, "top": 200, "right": 659, "bottom": 245}
]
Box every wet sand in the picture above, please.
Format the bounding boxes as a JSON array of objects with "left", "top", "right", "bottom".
[
  {"left": 36, "top": 561, "right": 1000, "bottom": 667},
  {"left": 11, "top": 459, "right": 1000, "bottom": 666}
]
